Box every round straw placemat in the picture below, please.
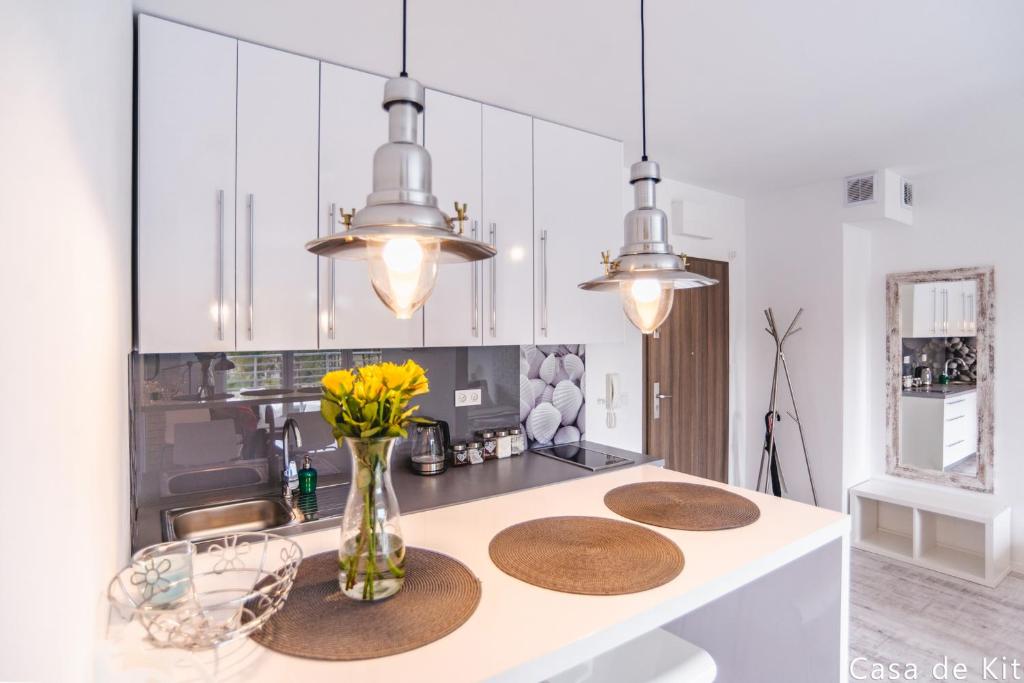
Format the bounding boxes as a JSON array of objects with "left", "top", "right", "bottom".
[
  {"left": 488, "top": 516, "right": 683, "bottom": 595},
  {"left": 605, "top": 482, "right": 761, "bottom": 531},
  {"left": 249, "top": 548, "right": 480, "bottom": 660}
]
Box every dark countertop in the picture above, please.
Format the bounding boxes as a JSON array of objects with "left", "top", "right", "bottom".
[
  {"left": 901, "top": 383, "right": 977, "bottom": 399},
  {"left": 133, "top": 441, "right": 661, "bottom": 550}
]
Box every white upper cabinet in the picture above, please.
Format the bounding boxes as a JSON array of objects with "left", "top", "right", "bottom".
[
  {"left": 533, "top": 120, "right": 624, "bottom": 344},
  {"left": 235, "top": 42, "right": 319, "bottom": 352},
  {"left": 481, "top": 105, "right": 535, "bottom": 345},
  {"left": 318, "top": 64, "right": 424, "bottom": 349},
  {"left": 137, "top": 16, "right": 237, "bottom": 353},
  {"left": 423, "top": 90, "right": 483, "bottom": 347},
  {"left": 904, "top": 280, "right": 978, "bottom": 338}
]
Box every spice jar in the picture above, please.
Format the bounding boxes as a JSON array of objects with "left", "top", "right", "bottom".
[
  {"left": 451, "top": 442, "right": 469, "bottom": 466},
  {"left": 477, "top": 430, "right": 498, "bottom": 461},
  {"left": 466, "top": 440, "right": 484, "bottom": 464},
  {"left": 509, "top": 426, "right": 524, "bottom": 455},
  {"left": 495, "top": 428, "right": 512, "bottom": 459}
]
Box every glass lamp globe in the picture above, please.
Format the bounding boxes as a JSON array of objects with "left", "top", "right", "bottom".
[
  {"left": 366, "top": 237, "right": 440, "bottom": 319},
  {"left": 619, "top": 278, "right": 674, "bottom": 334}
]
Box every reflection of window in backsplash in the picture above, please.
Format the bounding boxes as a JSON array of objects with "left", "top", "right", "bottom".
[{"left": 902, "top": 337, "right": 978, "bottom": 382}]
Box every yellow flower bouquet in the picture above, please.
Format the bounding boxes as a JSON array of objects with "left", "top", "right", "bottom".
[
  {"left": 320, "top": 359, "right": 430, "bottom": 440},
  {"left": 320, "top": 360, "right": 430, "bottom": 601}
]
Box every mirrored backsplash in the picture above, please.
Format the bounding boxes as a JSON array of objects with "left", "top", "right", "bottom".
[{"left": 129, "top": 346, "right": 522, "bottom": 550}]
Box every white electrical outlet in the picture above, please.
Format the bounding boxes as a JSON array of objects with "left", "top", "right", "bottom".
[{"left": 454, "top": 389, "right": 482, "bottom": 407}]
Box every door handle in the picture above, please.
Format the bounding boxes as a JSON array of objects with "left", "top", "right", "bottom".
[
  {"left": 327, "top": 202, "right": 337, "bottom": 340},
  {"left": 248, "top": 193, "right": 255, "bottom": 341},
  {"left": 652, "top": 382, "right": 670, "bottom": 419},
  {"left": 489, "top": 222, "right": 497, "bottom": 338},
  {"left": 471, "top": 220, "right": 479, "bottom": 337},
  {"left": 540, "top": 230, "right": 549, "bottom": 337},
  {"left": 216, "top": 189, "right": 224, "bottom": 341}
]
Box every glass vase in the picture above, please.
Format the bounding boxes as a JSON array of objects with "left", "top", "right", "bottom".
[{"left": 338, "top": 436, "right": 406, "bottom": 601}]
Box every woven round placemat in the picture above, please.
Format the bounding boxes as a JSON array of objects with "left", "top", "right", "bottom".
[
  {"left": 249, "top": 548, "right": 480, "bottom": 660},
  {"left": 604, "top": 482, "right": 761, "bottom": 531},
  {"left": 488, "top": 516, "right": 683, "bottom": 595}
]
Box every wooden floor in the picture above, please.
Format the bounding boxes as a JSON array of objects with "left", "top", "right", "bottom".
[{"left": 850, "top": 549, "right": 1024, "bottom": 681}]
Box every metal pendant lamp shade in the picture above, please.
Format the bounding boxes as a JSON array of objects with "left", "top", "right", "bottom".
[
  {"left": 305, "top": 0, "right": 495, "bottom": 318},
  {"left": 578, "top": 0, "right": 717, "bottom": 334},
  {"left": 304, "top": 77, "right": 495, "bottom": 264}
]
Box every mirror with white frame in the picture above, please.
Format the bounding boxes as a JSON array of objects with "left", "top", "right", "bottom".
[{"left": 886, "top": 266, "right": 994, "bottom": 491}]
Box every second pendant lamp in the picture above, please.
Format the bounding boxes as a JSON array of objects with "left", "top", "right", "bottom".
[
  {"left": 306, "top": 0, "right": 496, "bottom": 319},
  {"left": 578, "top": 0, "right": 717, "bottom": 334}
]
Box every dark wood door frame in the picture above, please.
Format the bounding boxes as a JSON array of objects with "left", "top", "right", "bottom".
[{"left": 643, "top": 257, "right": 730, "bottom": 482}]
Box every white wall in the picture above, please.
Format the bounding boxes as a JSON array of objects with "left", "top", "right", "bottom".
[
  {"left": 745, "top": 182, "right": 847, "bottom": 510},
  {"left": 866, "top": 158, "right": 1024, "bottom": 568},
  {"left": 746, "top": 158, "right": 1024, "bottom": 564},
  {"left": 586, "top": 174, "right": 747, "bottom": 481},
  {"left": 0, "top": 1, "right": 133, "bottom": 680}
]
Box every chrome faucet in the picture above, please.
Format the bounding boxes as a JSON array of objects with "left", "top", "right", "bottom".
[
  {"left": 281, "top": 418, "right": 302, "bottom": 501},
  {"left": 944, "top": 358, "right": 959, "bottom": 380}
]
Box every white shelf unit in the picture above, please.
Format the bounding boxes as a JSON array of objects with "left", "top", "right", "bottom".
[{"left": 850, "top": 478, "right": 1011, "bottom": 587}]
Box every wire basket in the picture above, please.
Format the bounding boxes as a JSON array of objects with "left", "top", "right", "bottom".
[{"left": 108, "top": 532, "right": 302, "bottom": 650}]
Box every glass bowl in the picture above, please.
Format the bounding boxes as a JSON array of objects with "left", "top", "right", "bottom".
[{"left": 108, "top": 532, "right": 302, "bottom": 650}]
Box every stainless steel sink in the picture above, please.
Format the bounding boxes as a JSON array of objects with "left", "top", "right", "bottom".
[
  {"left": 165, "top": 498, "right": 294, "bottom": 541},
  {"left": 240, "top": 388, "right": 293, "bottom": 397},
  {"left": 171, "top": 392, "right": 234, "bottom": 401}
]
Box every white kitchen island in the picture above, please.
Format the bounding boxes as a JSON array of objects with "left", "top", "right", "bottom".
[{"left": 101, "top": 465, "right": 849, "bottom": 682}]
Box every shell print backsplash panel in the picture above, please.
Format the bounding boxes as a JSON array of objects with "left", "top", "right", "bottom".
[{"left": 519, "top": 345, "right": 585, "bottom": 447}]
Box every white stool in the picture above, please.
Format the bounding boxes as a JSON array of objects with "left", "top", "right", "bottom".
[{"left": 546, "top": 628, "right": 717, "bottom": 683}]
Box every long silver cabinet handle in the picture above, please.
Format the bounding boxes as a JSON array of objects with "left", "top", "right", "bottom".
[
  {"left": 248, "top": 193, "right": 255, "bottom": 341},
  {"left": 540, "top": 230, "right": 549, "bottom": 337},
  {"left": 489, "top": 222, "right": 497, "bottom": 338},
  {"left": 471, "top": 220, "right": 479, "bottom": 337},
  {"left": 328, "top": 202, "right": 337, "bottom": 340},
  {"left": 216, "top": 189, "right": 224, "bottom": 341}
]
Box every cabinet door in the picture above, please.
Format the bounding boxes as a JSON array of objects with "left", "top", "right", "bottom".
[
  {"left": 481, "top": 106, "right": 534, "bottom": 345},
  {"left": 960, "top": 280, "right": 978, "bottom": 337},
  {"left": 533, "top": 120, "right": 624, "bottom": 344},
  {"left": 235, "top": 42, "right": 320, "bottom": 351},
  {"left": 911, "top": 283, "right": 940, "bottom": 337},
  {"left": 319, "top": 63, "right": 423, "bottom": 349},
  {"left": 137, "top": 16, "right": 237, "bottom": 353},
  {"left": 422, "top": 90, "right": 483, "bottom": 347}
]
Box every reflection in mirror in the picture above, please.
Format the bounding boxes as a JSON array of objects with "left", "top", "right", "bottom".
[{"left": 887, "top": 268, "right": 993, "bottom": 492}]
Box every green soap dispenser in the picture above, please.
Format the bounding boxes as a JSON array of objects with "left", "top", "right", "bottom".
[{"left": 298, "top": 454, "right": 318, "bottom": 495}]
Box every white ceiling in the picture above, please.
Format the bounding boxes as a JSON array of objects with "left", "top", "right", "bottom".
[{"left": 134, "top": 0, "right": 1024, "bottom": 195}]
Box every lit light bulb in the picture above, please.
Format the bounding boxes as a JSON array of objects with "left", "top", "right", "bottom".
[
  {"left": 619, "top": 278, "right": 673, "bottom": 334},
  {"left": 367, "top": 237, "right": 439, "bottom": 318}
]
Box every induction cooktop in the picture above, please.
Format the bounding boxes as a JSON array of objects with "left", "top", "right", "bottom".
[{"left": 529, "top": 443, "right": 633, "bottom": 471}]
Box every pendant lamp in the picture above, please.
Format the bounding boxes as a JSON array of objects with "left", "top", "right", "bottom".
[
  {"left": 306, "top": 0, "right": 496, "bottom": 319},
  {"left": 578, "top": 0, "right": 717, "bottom": 334}
]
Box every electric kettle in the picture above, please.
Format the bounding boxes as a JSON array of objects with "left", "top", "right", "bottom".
[{"left": 408, "top": 417, "right": 450, "bottom": 476}]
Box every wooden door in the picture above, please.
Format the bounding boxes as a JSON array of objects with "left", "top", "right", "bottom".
[
  {"left": 318, "top": 63, "right": 424, "bottom": 349},
  {"left": 136, "top": 16, "right": 237, "bottom": 353},
  {"left": 644, "top": 258, "right": 729, "bottom": 482}
]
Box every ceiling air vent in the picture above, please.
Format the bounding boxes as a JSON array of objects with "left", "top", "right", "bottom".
[
  {"left": 843, "top": 169, "right": 912, "bottom": 227},
  {"left": 901, "top": 179, "right": 914, "bottom": 208},
  {"left": 845, "top": 174, "right": 875, "bottom": 205}
]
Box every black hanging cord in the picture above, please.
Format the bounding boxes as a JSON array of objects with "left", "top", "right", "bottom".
[
  {"left": 400, "top": 0, "right": 408, "bottom": 77},
  {"left": 640, "top": 0, "right": 648, "bottom": 161}
]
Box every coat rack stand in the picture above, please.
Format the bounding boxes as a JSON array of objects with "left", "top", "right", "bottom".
[{"left": 757, "top": 308, "right": 818, "bottom": 506}]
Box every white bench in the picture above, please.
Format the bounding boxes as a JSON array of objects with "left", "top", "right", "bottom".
[{"left": 850, "top": 477, "right": 1011, "bottom": 587}]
